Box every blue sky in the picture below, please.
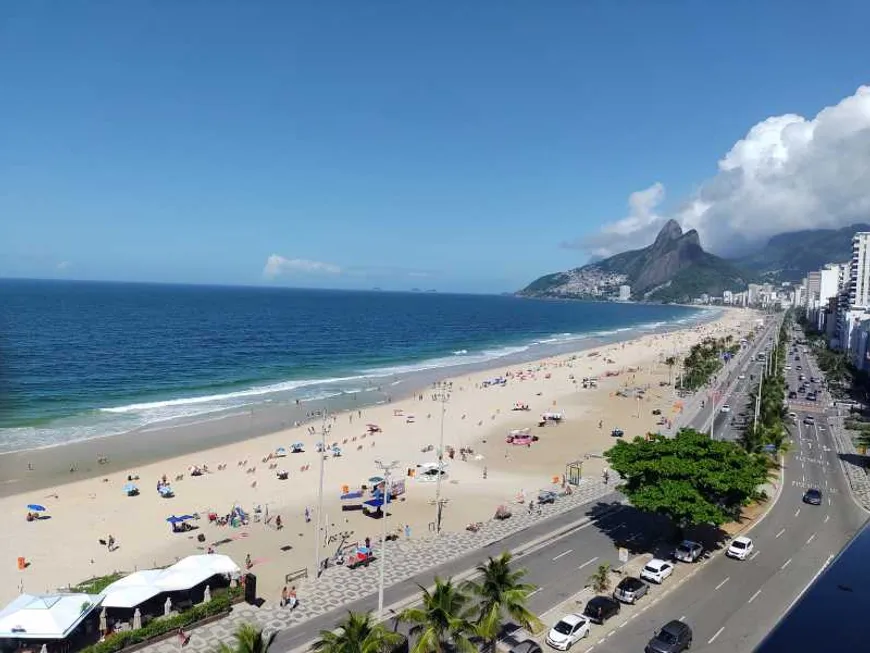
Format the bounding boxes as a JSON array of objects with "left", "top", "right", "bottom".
[{"left": 2, "top": 2, "right": 869, "bottom": 293}]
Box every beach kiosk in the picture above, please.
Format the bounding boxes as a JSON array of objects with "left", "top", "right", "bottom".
[{"left": 565, "top": 460, "right": 583, "bottom": 486}]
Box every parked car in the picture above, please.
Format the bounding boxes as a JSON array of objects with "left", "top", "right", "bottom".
[
  {"left": 583, "top": 596, "right": 621, "bottom": 625},
  {"left": 788, "top": 391, "right": 797, "bottom": 399},
  {"left": 803, "top": 488, "right": 823, "bottom": 505},
  {"left": 645, "top": 620, "right": 693, "bottom": 653},
  {"left": 806, "top": 393, "right": 817, "bottom": 401},
  {"left": 611, "top": 428, "right": 624, "bottom": 437},
  {"left": 673, "top": 540, "right": 703, "bottom": 563},
  {"left": 613, "top": 576, "right": 649, "bottom": 604},
  {"left": 640, "top": 558, "right": 674, "bottom": 584},
  {"left": 510, "top": 640, "right": 543, "bottom": 653},
  {"left": 726, "top": 536, "right": 754, "bottom": 560},
  {"left": 788, "top": 412, "right": 798, "bottom": 421},
  {"left": 545, "top": 614, "right": 590, "bottom": 650},
  {"left": 720, "top": 404, "right": 731, "bottom": 413},
  {"left": 804, "top": 416, "right": 815, "bottom": 425}
]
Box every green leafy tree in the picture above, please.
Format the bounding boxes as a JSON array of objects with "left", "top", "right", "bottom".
[
  {"left": 465, "top": 553, "right": 541, "bottom": 653},
  {"left": 400, "top": 577, "right": 474, "bottom": 653},
  {"left": 217, "top": 624, "right": 276, "bottom": 653},
  {"left": 604, "top": 429, "right": 768, "bottom": 534},
  {"left": 312, "top": 612, "right": 403, "bottom": 653},
  {"left": 588, "top": 563, "right": 611, "bottom": 594}
]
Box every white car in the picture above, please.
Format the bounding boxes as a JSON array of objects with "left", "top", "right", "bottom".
[
  {"left": 788, "top": 412, "right": 798, "bottom": 421},
  {"left": 720, "top": 404, "right": 731, "bottom": 413},
  {"left": 738, "top": 374, "right": 746, "bottom": 380},
  {"left": 546, "top": 613, "right": 590, "bottom": 650},
  {"left": 727, "top": 536, "right": 754, "bottom": 560},
  {"left": 784, "top": 365, "right": 792, "bottom": 370},
  {"left": 640, "top": 558, "right": 674, "bottom": 584}
]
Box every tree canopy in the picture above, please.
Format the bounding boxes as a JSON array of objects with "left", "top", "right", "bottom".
[{"left": 604, "top": 429, "right": 768, "bottom": 529}]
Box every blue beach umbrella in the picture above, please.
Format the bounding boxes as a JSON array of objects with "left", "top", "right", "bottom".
[
  {"left": 27, "top": 504, "right": 46, "bottom": 512},
  {"left": 123, "top": 483, "right": 138, "bottom": 494},
  {"left": 166, "top": 514, "right": 195, "bottom": 524}
]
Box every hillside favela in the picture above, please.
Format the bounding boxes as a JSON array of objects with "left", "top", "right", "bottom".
[{"left": 2, "top": 5, "right": 870, "bottom": 653}]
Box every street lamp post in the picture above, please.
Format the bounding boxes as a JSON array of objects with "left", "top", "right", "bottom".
[
  {"left": 314, "top": 411, "right": 328, "bottom": 578},
  {"left": 375, "top": 459, "right": 399, "bottom": 619},
  {"left": 433, "top": 386, "right": 450, "bottom": 534}
]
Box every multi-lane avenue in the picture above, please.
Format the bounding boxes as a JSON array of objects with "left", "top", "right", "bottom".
[{"left": 594, "top": 323, "right": 868, "bottom": 652}]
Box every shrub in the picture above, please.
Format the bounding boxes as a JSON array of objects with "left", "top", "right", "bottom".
[{"left": 79, "top": 590, "right": 240, "bottom": 653}]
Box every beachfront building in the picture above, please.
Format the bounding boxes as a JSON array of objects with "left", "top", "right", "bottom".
[
  {"left": 0, "top": 593, "right": 103, "bottom": 652},
  {"left": 618, "top": 285, "right": 631, "bottom": 301}
]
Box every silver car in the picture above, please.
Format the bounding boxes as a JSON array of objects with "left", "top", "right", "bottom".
[{"left": 613, "top": 576, "right": 649, "bottom": 604}]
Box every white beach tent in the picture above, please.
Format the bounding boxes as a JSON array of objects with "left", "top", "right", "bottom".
[
  {"left": 100, "top": 570, "right": 164, "bottom": 609},
  {"left": 0, "top": 593, "right": 102, "bottom": 639},
  {"left": 155, "top": 554, "right": 240, "bottom": 592}
]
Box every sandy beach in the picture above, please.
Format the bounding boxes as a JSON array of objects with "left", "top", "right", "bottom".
[{"left": 0, "top": 308, "right": 760, "bottom": 606}]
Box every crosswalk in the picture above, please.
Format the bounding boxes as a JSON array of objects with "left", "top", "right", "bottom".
[{"left": 791, "top": 479, "right": 838, "bottom": 493}]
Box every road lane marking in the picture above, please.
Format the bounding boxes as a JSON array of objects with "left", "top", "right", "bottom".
[
  {"left": 781, "top": 558, "right": 792, "bottom": 570},
  {"left": 678, "top": 615, "right": 686, "bottom": 622},
  {"left": 807, "top": 533, "right": 816, "bottom": 545},
  {"left": 552, "top": 549, "right": 573, "bottom": 561},
  {"left": 828, "top": 497, "right": 832, "bottom": 505},
  {"left": 577, "top": 556, "right": 598, "bottom": 570},
  {"left": 708, "top": 627, "right": 725, "bottom": 645},
  {"left": 776, "top": 528, "right": 786, "bottom": 538},
  {"left": 748, "top": 589, "right": 762, "bottom": 604},
  {"left": 750, "top": 550, "right": 760, "bottom": 560},
  {"left": 824, "top": 514, "right": 830, "bottom": 523},
  {"left": 715, "top": 577, "right": 730, "bottom": 591},
  {"left": 528, "top": 587, "right": 543, "bottom": 597},
  {"left": 795, "top": 508, "right": 801, "bottom": 517}
]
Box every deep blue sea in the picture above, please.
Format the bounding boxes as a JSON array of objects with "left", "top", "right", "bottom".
[{"left": 0, "top": 280, "right": 708, "bottom": 452}]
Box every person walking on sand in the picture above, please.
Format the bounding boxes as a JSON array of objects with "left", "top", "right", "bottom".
[
  {"left": 280, "top": 586, "right": 288, "bottom": 607},
  {"left": 245, "top": 553, "right": 252, "bottom": 570},
  {"left": 107, "top": 535, "right": 115, "bottom": 552},
  {"left": 304, "top": 507, "right": 311, "bottom": 523}
]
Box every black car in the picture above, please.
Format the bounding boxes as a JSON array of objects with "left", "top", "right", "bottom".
[
  {"left": 645, "top": 620, "right": 693, "bottom": 653},
  {"left": 509, "top": 640, "right": 542, "bottom": 653},
  {"left": 803, "top": 488, "right": 823, "bottom": 505},
  {"left": 583, "top": 595, "right": 621, "bottom": 624},
  {"left": 788, "top": 391, "right": 797, "bottom": 399}
]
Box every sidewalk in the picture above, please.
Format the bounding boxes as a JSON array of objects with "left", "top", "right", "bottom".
[
  {"left": 138, "top": 478, "right": 616, "bottom": 653},
  {"left": 827, "top": 416, "right": 870, "bottom": 512}
]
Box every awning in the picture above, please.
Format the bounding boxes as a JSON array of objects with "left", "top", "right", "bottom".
[
  {"left": 100, "top": 570, "right": 164, "bottom": 608},
  {"left": 0, "top": 594, "right": 102, "bottom": 639}
]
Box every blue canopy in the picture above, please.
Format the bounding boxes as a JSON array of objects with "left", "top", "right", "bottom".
[
  {"left": 341, "top": 491, "right": 363, "bottom": 500},
  {"left": 166, "top": 514, "right": 195, "bottom": 524},
  {"left": 123, "top": 483, "right": 138, "bottom": 493},
  {"left": 27, "top": 504, "right": 46, "bottom": 512},
  {"left": 363, "top": 497, "right": 390, "bottom": 509}
]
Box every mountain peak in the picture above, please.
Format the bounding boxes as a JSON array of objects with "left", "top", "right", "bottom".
[{"left": 654, "top": 219, "right": 684, "bottom": 246}]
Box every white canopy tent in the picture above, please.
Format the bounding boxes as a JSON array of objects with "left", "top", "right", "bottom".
[
  {"left": 100, "top": 570, "right": 164, "bottom": 609},
  {"left": 99, "top": 555, "right": 240, "bottom": 609},
  {"left": 0, "top": 594, "right": 102, "bottom": 639}
]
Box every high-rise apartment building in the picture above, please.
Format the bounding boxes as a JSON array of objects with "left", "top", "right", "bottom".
[{"left": 850, "top": 233, "right": 870, "bottom": 308}]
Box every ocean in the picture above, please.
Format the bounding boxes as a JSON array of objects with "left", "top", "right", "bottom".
[{"left": 0, "top": 279, "right": 708, "bottom": 453}]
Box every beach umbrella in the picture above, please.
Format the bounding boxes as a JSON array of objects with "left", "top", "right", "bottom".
[
  {"left": 27, "top": 504, "right": 46, "bottom": 512},
  {"left": 132, "top": 608, "right": 142, "bottom": 630},
  {"left": 368, "top": 476, "right": 384, "bottom": 484},
  {"left": 165, "top": 515, "right": 194, "bottom": 524},
  {"left": 99, "top": 607, "right": 107, "bottom": 633},
  {"left": 40, "top": 645, "right": 47, "bottom": 653},
  {"left": 123, "top": 483, "right": 138, "bottom": 494},
  {"left": 164, "top": 597, "right": 172, "bottom": 617},
  {"left": 203, "top": 585, "right": 211, "bottom": 603}
]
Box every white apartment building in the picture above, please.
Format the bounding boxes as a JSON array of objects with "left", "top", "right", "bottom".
[
  {"left": 850, "top": 233, "right": 870, "bottom": 308},
  {"left": 618, "top": 285, "right": 631, "bottom": 301}
]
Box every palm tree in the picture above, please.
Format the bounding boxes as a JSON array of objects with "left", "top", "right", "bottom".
[
  {"left": 400, "top": 577, "right": 474, "bottom": 653},
  {"left": 312, "top": 611, "right": 403, "bottom": 653},
  {"left": 588, "top": 563, "right": 611, "bottom": 594},
  {"left": 664, "top": 356, "right": 677, "bottom": 386},
  {"left": 217, "top": 623, "right": 276, "bottom": 653},
  {"left": 465, "top": 553, "right": 541, "bottom": 653}
]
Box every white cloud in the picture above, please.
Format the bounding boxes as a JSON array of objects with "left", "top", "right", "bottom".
[
  {"left": 573, "top": 85, "right": 870, "bottom": 257},
  {"left": 263, "top": 254, "right": 341, "bottom": 279}
]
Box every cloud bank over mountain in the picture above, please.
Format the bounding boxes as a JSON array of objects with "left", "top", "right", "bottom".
[{"left": 571, "top": 85, "right": 870, "bottom": 258}]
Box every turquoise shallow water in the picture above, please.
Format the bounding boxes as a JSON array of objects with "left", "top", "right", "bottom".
[{"left": 0, "top": 279, "right": 705, "bottom": 451}]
